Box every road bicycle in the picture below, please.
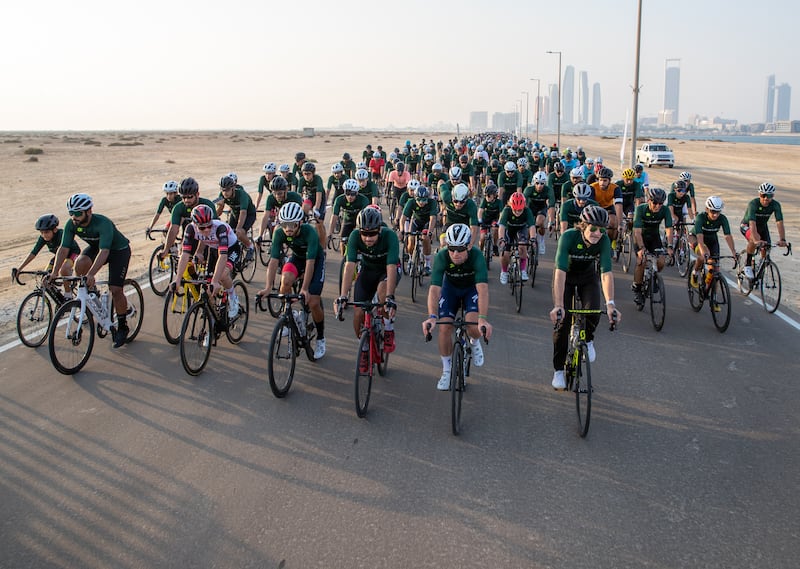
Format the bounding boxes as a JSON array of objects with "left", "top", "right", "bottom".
[
  {"left": 222, "top": 209, "right": 258, "bottom": 283},
  {"left": 47, "top": 275, "right": 144, "bottom": 375},
  {"left": 257, "top": 292, "right": 317, "bottom": 398},
  {"left": 162, "top": 261, "right": 206, "bottom": 344},
  {"left": 528, "top": 239, "right": 539, "bottom": 288},
  {"left": 480, "top": 224, "right": 495, "bottom": 270},
  {"left": 502, "top": 239, "right": 526, "bottom": 313},
  {"left": 338, "top": 242, "right": 361, "bottom": 304},
  {"left": 634, "top": 250, "right": 666, "bottom": 331},
  {"left": 736, "top": 242, "right": 791, "bottom": 313},
  {"left": 326, "top": 216, "right": 342, "bottom": 251},
  {"left": 404, "top": 231, "right": 427, "bottom": 303},
  {"left": 146, "top": 227, "right": 178, "bottom": 296},
  {"left": 687, "top": 254, "right": 736, "bottom": 333},
  {"left": 13, "top": 269, "right": 71, "bottom": 347},
  {"left": 336, "top": 298, "right": 390, "bottom": 418},
  {"left": 669, "top": 222, "right": 693, "bottom": 277},
  {"left": 425, "top": 311, "right": 488, "bottom": 436},
  {"left": 178, "top": 278, "right": 249, "bottom": 375},
  {"left": 550, "top": 205, "right": 561, "bottom": 242},
  {"left": 616, "top": 212, "right": 635, "bottom": 272}
]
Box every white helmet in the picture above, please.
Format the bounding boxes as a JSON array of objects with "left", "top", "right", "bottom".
[
  {"left": 278, "top": 202, "right": 304, "bottom": 223},
  {"left": 263, "top": 162, "right": 277, "bottom": 173},
  {"left": 705, "top": 196, "right": 724, "bottom": 212},
  {"left": 449, "top": 166, "right": 462, "bottom": 180},
  {"left": 517, "top": 157, "right": 528, "bottom": 167},
  {"left": 504, "top": 161, "right": 516, "bottom": 172},
  {"left": 533, "top": 171, "right": 548, "bottom": 184},
  {"left": 445, "top": 223, "right": 472, "bottom": 247},
  {"left": 356, "top": 161, "right": 367, "bottom": 170},
  {"left": 452, "top": 183, "right": 470, "bottom": 202},
  {"left": 424, "top": 153, "right": 434, "bottom": 161},
  {"left": 408, "top": 179, "right": 421, "bottom": 192},
  {"left": 331, "top": 163, "right": 344, "bottom": 174},
  {"left": 570, "top": 167, "right": 584, "bottom": 179},
  {"left": 67, "top": 193, "right": 93, "bottom": 212},
  {"left": 163, "top": 180, "right": 179, "bottom": 193},
  {"left": 355, "top": 169, "right": 370, "bottom": 181},
  {"left": 433, "top": 163, "right": 443, "bottom": 172}
]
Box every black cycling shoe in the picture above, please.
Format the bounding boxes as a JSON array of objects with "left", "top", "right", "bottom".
[{"left": 112, "top": 324, "right": 129, "bottom": 348}]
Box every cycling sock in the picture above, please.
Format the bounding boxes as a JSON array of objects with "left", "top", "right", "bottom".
[
  {"left": 441, "top": 355, "right": 451, "bottom": 371},
  {"left": 383, "top": 318, "right": 393, "bottom": 331},
  {"left": 316, "top": 320, "right": 325, "bottom": 339},
  {"left": 470, "top": 337, "right": 479, "bottom": 346},
  {"left": 746, "top": 253, "right": 753, "bottom": 266},
  {"left": 425, "top": 255, "right": 431, "bottom": 266},
  {"left": 520, "top": 258, "right": 528, "bottom": 271}
]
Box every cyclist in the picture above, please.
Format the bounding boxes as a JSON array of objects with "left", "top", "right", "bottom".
[
  {"left": 368, "top": 151, "right": 385, "bottom": 186},
  {"left": 279, "top": 164, "right": 298, "bottom": 191},
  {"left": 523, "top": 171, "right": 556, "bottom": 255},
  {"left": 441, "top": 183, "right": 479, "bottom": 249},
  {"left": 739, "top": 182, "right": 787, "bottom": 281},
  {"left": 497, "top": 192, "right": 536, "bottom": 283},
  {"left": 355, "top": 168, "right": 380, "bottom": 205},
  {"left": 560, "top": 182, "right": 599, "bottom": 234},
  {"left": 438, "top": 166, "right": 463, "bottom": 206},
  {"left": 336, "top": 207, "right": 400, "bottom": 366},
  {"left": 296, "top": 162, "right": 327, "bottom": 245},
  {"left": 547, "top": 161, "right": 570, "bottom": 205},
  {"left": 161, "top": 177, "right": 218, "bottom": 264},
  {"left": 633, "top": 163, "right": 649, "bottom": 191},
  {"left": 421, "top": 223, "right": 493, "bottom": 391},
  {"left": 477, "top": 184, "right": 501, "bottom": 256},
  {"left": 589, "top": 167, "right": 623, "bottom": 248},
  {"left": 257, "top": 202, "right": 327, "bottom": 359},
  {"left": 426, "top": 162, "right": 447, "bottom": 199},
  {"left": 387, "top": 160, "right": 411, "bottom": 216},
  {"left": 471, "top": 149, "right": 488, "bottom": 189},
  {"left": 667, "top": 179, "right": 696, "bottom": 225},
  {"left": 549, "top": 205, "right": 621, "bottom": 389},
  {"left": 255, "top": 163, "right": 277, "bottom": 211},
  {"left": 631, "top": 187, "right": 673, "bottom": 305},
  {"left": 560, "top": 167, "right": 584, "bottom": 205},
  {"left": 51, "top": 194, "right": 132, "bottom": 348},
  {"left": 486, "top": 158, "right": 503, "bottom": 187},
  {"left": 420, "top": 152, "right": 436, "bottom": 181},
  {"left": 399, "top": 185, "right": 438, "bottom": 275},
  {"left": 15, "top": 214, "right": 80, "bottom": 297},
  {"left": 616, "top": 167, "right": 645, "bottom": 219},
  {"left": 362, "top": 144, "right": 373, "bottom": 165},
  {"left": 215, "top": 174, "right": 257, "bottom": 261},
  {"left": 689, "top": 196, "right": 738, "bottom": 289},
  {"left": 326, "top": 162, "right": 347, "bottom": 206},
  {"left": 170, "top": 204, "right": 241, "bottom": 319},
  {"left": 258, "top": 176, "right": 303, "bottom": 241},
  {"left": 330, "top": 179, "right": 370, "bottom": 255},
  {"left": 292, "top": 151, "right": 307, "bottom": 178},
  {"left": 560, "top": 149, "right": 580, "bottom": 172},
  {"left": 398, "top": 179, "right": 420, "bottom": 229},
  {"left": 580, "top": 157, "right": 595, "bottom": 181},
  {"left": 576, "top": 146, "right": 587, "bottom": 165},
  {"left": 405, "top": 146, "right": 421, "bottom": 178},
  {"left": 457, "top": 153, "right": 475, "bottom": 194},
  {"left": 146, "top": 180, "right": 181, "bottom": 233},
  {"left": 517, "top": 157, "right": 533, "bottom": 189},
  {"left": 340, "top": 152, "right": 357, "bottom": 178},
  {"left": 498, "top": 161, "right": 523, "bottom": 205}
]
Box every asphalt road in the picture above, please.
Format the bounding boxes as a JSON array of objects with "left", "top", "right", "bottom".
[{"left": 2, "top": 233, "right": 799, "bottom": 569}]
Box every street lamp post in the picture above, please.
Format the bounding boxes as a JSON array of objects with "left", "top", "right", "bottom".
[
  {"left": 530, "top": 78, "right": 540, "bottom": 143},
  {"left": 522, "top": 91, "right": 529, "bottom": 140},
  {"left": 546, "top": 50, "right": 562, "bottom": 149}
]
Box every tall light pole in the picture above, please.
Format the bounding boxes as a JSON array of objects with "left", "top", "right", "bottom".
[
  {"left": 517, "top": 99, "right": 523, "bottom": 138},
  {"left": 530, "top": 78, "right": 540, "bottom": 143},
  {"left": 522, "top": 91, "right": 529, "bottom": 140},
  {"left": 546, "top": 50, "right": 562, "bottom": 149}
]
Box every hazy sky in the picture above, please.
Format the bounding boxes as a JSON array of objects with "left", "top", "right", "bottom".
[{"left": 2, "top": 0, "right": 796, "bottom": 131}]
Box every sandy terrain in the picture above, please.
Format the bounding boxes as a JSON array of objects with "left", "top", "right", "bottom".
[{"left": 1, "top": 130, "right": 797, "bottom": 339}]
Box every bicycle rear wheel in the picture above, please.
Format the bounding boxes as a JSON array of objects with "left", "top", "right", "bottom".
[
  {"left": 710, "top": 277, "right": 731, "bottom": 333},
  {"left": 759, "top": 262, "right": 781, "bottom": 313},
  {"left": 687, "top": 272, "right": 703, "bottom": 312},
  {"left": 649, "top": 272, "right": 666, "bottom": 331},
  {"left": 482, "top": 235, "right": 493, "bottom": 269},
  {"left": 268, "top": 316, "right": 296, "bottom": 398},
  {"left": 355, "top": 331, "right": 373, "bottom": 417},
  {"left": 17, "top": 290, "right": 53, "bottom": 347},
  {"left": 225, "top": 281, "right": 249, "bottom": 344},
  {"left": 148, "top": 245, "right": 173, "bottom": 297},
  {"left": 238, "top": 254, "right": 257, "bottom": 283},
  {"left": 574, "top": 343, "right": 592, "bottom": 438},
  {"left": 163, "top": 289, "right": 189, "bottom": 344},
  {"left": 376, "top": 323, "right": 389, "bottom": 377},
  {"left": 111, "top": 279, "right": 145, "bottom": 343},
  {"left": 48, "top": 300, "right": 95, "bottom": 375},
  {"left": 450, "top": 342, "right": 465, "bottom": 436},
  {"left": 179, "top": 302, "right": 213, "bottom": 375}
]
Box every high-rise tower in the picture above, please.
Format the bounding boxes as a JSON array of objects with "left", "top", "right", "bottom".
[
  {"left": 562, "top": 66, "right": 575, "bottom": 125},
  {"left": 764, "top": 74, "right": 776, "bottom": 123},
  {"left": 663, "top": 59, "right": 680, "bottom": 126},
  {"left": 776, "top": 83, "right": 791, "bottom": 121},
  {"left": 578, "top": 71, "right": 589, "bottom": 126},
  {"left": 592, "top": 83, "right": 601, "bottom": 128}
]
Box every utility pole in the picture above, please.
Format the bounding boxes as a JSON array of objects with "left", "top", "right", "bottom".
[{"left": 631, "top": 0, "right": 642, "bottom": 168}]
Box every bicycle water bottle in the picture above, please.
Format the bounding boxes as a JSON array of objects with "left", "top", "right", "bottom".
[
  {"left": 100, "top": 291, "right": 109, "bottom": 319},
  {"left": 293, "top": 309, "right": 307, "bottom": 336}
]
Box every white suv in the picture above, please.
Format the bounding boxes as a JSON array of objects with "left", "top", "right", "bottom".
[{"left": 636, "top": 143, "right": 675, "bottom": 168}]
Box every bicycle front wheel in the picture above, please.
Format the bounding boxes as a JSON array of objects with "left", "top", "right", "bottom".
[
  {"left": 621, "top": 233, "right": 634, "bottom": 273},
  {"left": 225, "top": 281, "right": 249, "bottom": 344},
  {"left": 483, "top": 236, "right": 492, "bottom": 269},
  {"left": 355, "top": 332, "right": 373, "bottom": 418},
  {"left": 529, "top": 246, "right": 538, "bottom": 288},
  {"left": 514, "top": 263, "right": 523, "bottom": 313},
  {"left": 376, "top": 324, "right": 388, "bottom": 377},
  {"left": 268, "top": 316, "right": 296, "bottom": 398},
  {"left": 450, "top": 342, "right": 465, "bottom": 436},
  {"left": 17, "top": 290, "right": 53, "bottom": 347},
  {"left": 148, "top": 245, "right": 173, "bottom": 297},
  {"left": 410, "top": 250, "right": 420, "bottom": 303},
  {"left": 238, "top": 255, "right": 257, "bottom": 284},
  {"left": 676, "top": 236, "right": 691, "bottom": 277},
  {"left": 687, "top": 272, "right": 703, "bottom": 312},
  {"left": 258, "top": 238, "right": 271, "bottom": 267},
  {"left": 574, "top": 343, "right": 592, "bottom": 438},
  {"left": 649, "top": 272, "right": 666, "bottom": 331},
  {"left": 179, "top": 302, "right": 213, "bottom": 375},
  {"left": 760, "top": 262, "right": 781, "bottom": 313},
  {"left": 710, "top": 277, "right": 732, "bottom": 333},
  {"left": 48, "top": 300, "right": 95, "bottom": 375}
]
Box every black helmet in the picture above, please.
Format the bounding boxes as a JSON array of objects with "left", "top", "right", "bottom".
[
  {"left": 356, "top": 207, "right": 383, "bottom": 231},
  {"left": 598, "top": 167, "right": 614, "bottom": 180},
  {"left": 179, "top": 177, "right": 199, "bottom": 196},
  {"left": 342, "top": 152, "right": 351, "bottom": 160},
  {"left": 294, "top": 152, "right": 306, "bottom": 161},
  {"left": 220, "top": 175, "right": 236, "bottom": 189},
  {"left": 35, "top": 214, "right": 59, "bottom": 231},
  {"left": 301, "top": 162, "right": 316, "bottom": 173},
  {"left": 580, "top": 205, "right": 609, "bottom": 227},
  {"left": 553, "top": 162, "right": 565, "bottom": 173},
  {"left": 396, "top": 162, "right": 405, "bottom": 173},
  {"left": 485, "top": 184, "right": 498, "bottom": 196},
  {"left": 490, "top": 158, "right": 501, "bottom": 169},
  {"left": 270, "top": 176, "right": 288, "bottom": 192},
  {"left": 648, "top": 187, "right": 667, "bottom": 203}
]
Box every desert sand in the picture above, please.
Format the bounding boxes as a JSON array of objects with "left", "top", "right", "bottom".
[{"left": 1, "top": 130, "right": 798, "bottom": 339}]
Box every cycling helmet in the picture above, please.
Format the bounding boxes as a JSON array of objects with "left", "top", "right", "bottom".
[
  {"left": 331, "top": 163, "right": 344, "bottom": 174},
  {"left": 648, "top": 187, "right": 667, "bottom": 204},
  {"left": 634, "top": 163, "right": 644, "bottom": 173},
  {"left": 179, "top": 177, "right": 199, "bottom": 196},
  {"left": 445, "top": 223, "right": 472, "bottom": 247},
  {"left": 550, "top": 151, "right": 559, "bottom": 159},
  {"left": 518, "top": 157, "right": 528, "bottom": 167},
  {"left": 449, "top": 166, "right": 462, "bottom": 180},
  {"left": 301, "top": 162, "right": 316, "bottom": 173},
  {"left": 580, "top": 205, "right": 609, "bottom": 227},
  {"left": 477, "top": 144, "right": 484, "bottom": 152},
  {"left": 415, "top": 186, "right": 430, "bottom": 199},
  {"left": 452, "top": 183, "right": 470, "bottom": 202},
  {"left": 270, "top": 176, "right": 288, "bottom": 192},
  {"left": 294, "top": 152, "right": 306, "bottom": 161},
  {"left": 162, "top": 180, "right": 179, "bottom": 194},
  {"left": 356, "top": 161, "right": 367, "bottom": 170},
  {"left": 279, "top": 164, "right": 291, "bottom": 173},
  {"left": 621, "top": 168, "right": 635, "bottom": 179},
  {"left": 485, "top": 184, "right": 498, "bottom": 196},
  {"left": 35, "top": 214, "right": 59, "bottom": 231},
  {"left": 598, "top": 167, "right": 613, "bottom": 179},
  {"left": 679, "top": 171, "right": 692, "bottom": 182},
  {"left": 356, "top": 206, "right": 383, "bottom": 231},
  {"left": 585, "top": 157, "right": 595, "bottom": 165},
  {"left": 343, "top": 178, "right": 359, "bottom": 194},
  {"left": 432, "top": 163, "right": 443, "bottom": 172},
  {"left": 67, "top": 193, "right": 93, "bottom": 212},
  {"left": 508, "top": 149, "right": 517, "bottom": 158},
  {"left": 278, "top": 202, "right": 304, "bottom": 224},
  {"left": 705, "top": 196, "right": 724, "bottom": 212},
  {"left": 227, "top": 172, "right": 238, "bottom": 183},
  {"left": 389, "top": 152, "right": 398, "bottom": 161},
  {"left": 509, "top": 193, "right": 526, "bottom": 210},
  {"left": 596, "top": 157, "right": 604, "bottom": 164},
  {"left": 342, "top": 152, "right": 351, "bottom": 160},
  {"left": 355, "top": 169, "right": 370, "bottom": 181},
  {"left": 674, "top": 179, "right": 687, "bottom": 191},
  {"left": 459, "top": 154, "right": 469, "bottom": 163},
  {"left": 191, "top": 204, "right": 214, "bottom": 226},
  {"left": 372, "top": 151, "right": 381, "bottom": 158},
  {"left": 424, "top": 153, "right": 433, "bottom": 161},
  {"left": 408, "top": 179, "right": 421, "bottom": 192},
  {"left": 263, "top": 162, "right": 277, "bottom": 173},
  {"left": 758, "top": 182, "right": 775, "bottom": 195},
  {"left": 553, "top": 162, "right": 565, "bottom": 173},
  {"left": 220, "top": 175, "right": 236, "bottom": 189},
  {"left": 533, "top": 171, "right": 548, "bottom": 184},
  {"left": 572, "top": 182, "right": 593, "bottom": 200},
  {"left": 490, "top": 158, "right": 501, "bottom": 169},
  {"left": 570, "top": 167, "right": 584, "bottom": 179},
  {"left": 395, "top": 162, "right": 405, "bottom": 173},
  {"left": 504, "top": 161, "right": 516, "bottom": 172}
]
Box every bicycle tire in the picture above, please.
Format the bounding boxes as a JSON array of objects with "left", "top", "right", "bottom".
[
  {"left": 410, "top": 248, "right": 420, "bottom": 303},
  {"left": 759, "top": 261, "right": 781, "bottom": 313},
  {"left": 621, "top": 233, "right": 634, "bottom": 273},
  {"left": 268, "top": 315, "right": 296, "bottom": 398},
  {"left": 574, "top": 343, "right": 592, "bottom": 438},
  {"left": 710, "top": 276, "right": 731, "bottom": 333},
  {"left": 450, "top": 341, "right": 465, "bottom": 436},
  {"left": 148, "top": 244, "right": 173, "bottom": 297},
  {"left": 17, "top": 290, "right": 53, "bottom": 347},
  {"left": 179, "top": 302, "right": 213, "bottom": 376},
  {"left": 354, "top": 332, "right": 373, "bottom": 418},
  {"left": 48, "top": 300, "right": 95, "bottom": 375},
  {"left": 258, "top": 238, "right": 271, "bottom": 267},
  {"left": 163, "top": 289, "right": 189, "bottom": 344},
  {"left": 529, "top": 244, "right": 538, "bottom": 288},
  {"left": 376, "top": 322, "right": 388, "bottom": 377},
  {"left": 687, "top": 272, "right": 703, "bottom": 312},
  {"left": 111, "top": 278, "right": 145, "bottom": 343},
  {"left": 225, "top": 281, "right": 249, "bottom": 344},
  {"left": 649, "top": 272, "right": 666, "bottom": 331},
  {"left": 514, "top": 262, "right": 523, "bottom": 313},
  {"left": 303, "top": 316, "right": 318, "bottom": 362},
  {"left": 238, "top": 253, "right": 257, "bottom": 283},
  {"left": 677, "top": 236, "right": 691, "bottom": 277},
  {"left": 482, "top": 235, "right": 492, "bottom": 269}
]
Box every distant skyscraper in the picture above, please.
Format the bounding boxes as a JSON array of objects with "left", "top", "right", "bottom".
[
  {"left": 764, "top": 74, "right": 776, "bottom": 123},
  {"left": 592, "top": 83, "right": 601, "bottom": 128},
  {"left": 578, "top": 71, "right": 589, "bottom": 126},
  {"left": 776, "top": 83, "right": 791, "bottom": 121},
  {"left": 469, "top": 111, "right": 488, "bottom": 132},
  {"left": 562, "top": 66, "right": 575, "bottom": 125},
  {"left": 663, "top": 60, "right": 680, "bottom": 126},
  {"left": 491, "top": 112, "right": 505, "bottom": 131},
  {"left": 549, "top": 84, "right": 559, "bottom": 132}
]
